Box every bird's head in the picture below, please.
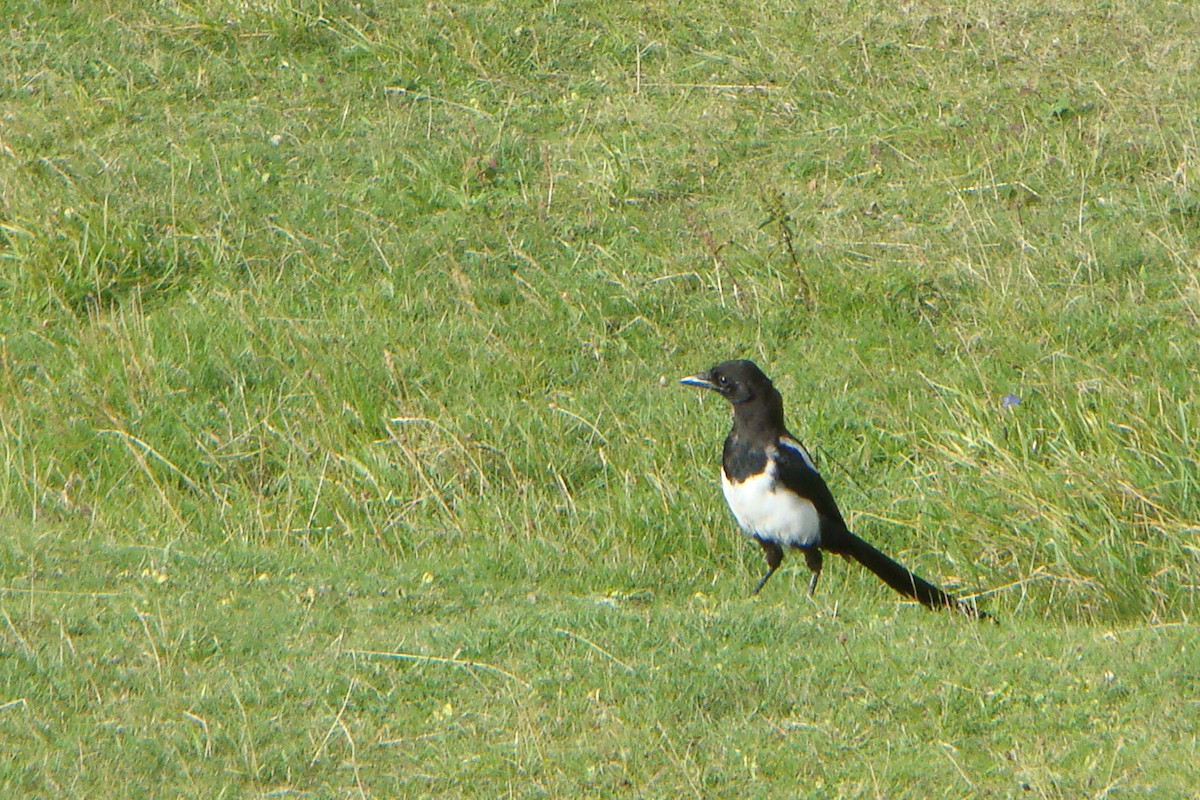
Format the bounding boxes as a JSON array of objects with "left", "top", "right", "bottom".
[{"left": 679, "top": 359, "right": 772, "bottom": 405}]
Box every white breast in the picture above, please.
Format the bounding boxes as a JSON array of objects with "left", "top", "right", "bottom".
[{"left": 720, "top": 457, "right": 821, "bottom": 548}]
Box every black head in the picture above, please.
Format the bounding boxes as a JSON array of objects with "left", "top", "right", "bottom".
[{"left": 679, "top": 359, "right": 773, "bottom": 405}]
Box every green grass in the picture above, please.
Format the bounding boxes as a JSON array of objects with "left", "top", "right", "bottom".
[{"left": 1, "top": 0, "right": 1198, "bottom": 795}]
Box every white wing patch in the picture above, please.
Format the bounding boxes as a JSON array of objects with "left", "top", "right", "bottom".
[
  {"left": 721, "top": 454, "right": 821, "bottom": 548},
  {"left": 779, "top": 436, "right": 817, "bottom": 472}
]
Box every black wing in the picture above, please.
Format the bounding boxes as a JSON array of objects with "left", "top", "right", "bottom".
[{"left": 772, "top": 437, "right": 851, "bottom": 541}]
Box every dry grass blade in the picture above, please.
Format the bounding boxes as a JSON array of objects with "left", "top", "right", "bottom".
[{"left": 344, "top": 649, "right": 531, "bottom": 689}]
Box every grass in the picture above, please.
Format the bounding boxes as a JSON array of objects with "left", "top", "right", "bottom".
[{"left": 1, "top": 0, "right": 1198, "bottom": 795}]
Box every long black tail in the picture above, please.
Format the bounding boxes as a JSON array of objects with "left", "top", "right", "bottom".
[{"left": 840, "top": 532, "right": 989, "bottom": 620}]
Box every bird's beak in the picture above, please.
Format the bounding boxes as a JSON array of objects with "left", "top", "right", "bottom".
[{"left": 679, "top": 371, "right": 716, "bottom": 390}]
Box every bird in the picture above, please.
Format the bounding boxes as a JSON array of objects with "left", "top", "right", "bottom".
[{"left": 681, "top": 359, "right": 986, "bottom": 618}]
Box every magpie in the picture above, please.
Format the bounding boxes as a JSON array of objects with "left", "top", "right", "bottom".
[{"left": 681, "top": 359, "right": 986, "bottom": 618}]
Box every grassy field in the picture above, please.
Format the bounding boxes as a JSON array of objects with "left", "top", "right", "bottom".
[{"left": 2, "top": 0, "right": 1199, "bottom": 796}]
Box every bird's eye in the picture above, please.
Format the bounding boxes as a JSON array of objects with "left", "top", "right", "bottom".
[{"left": 717, "top": 375, "right": 729, "bottom": 386}]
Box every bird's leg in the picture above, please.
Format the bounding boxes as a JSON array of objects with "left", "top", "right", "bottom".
[
  {"left": 803, "top": 547, "right": 824, "bottom": 596},
  {"left": 752, "top": 539, "right": 784, "bottom": 595}
]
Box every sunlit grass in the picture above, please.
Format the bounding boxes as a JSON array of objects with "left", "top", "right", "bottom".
[{"left": 1, "top": 0, "right": 1198, "bottom": 796}]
